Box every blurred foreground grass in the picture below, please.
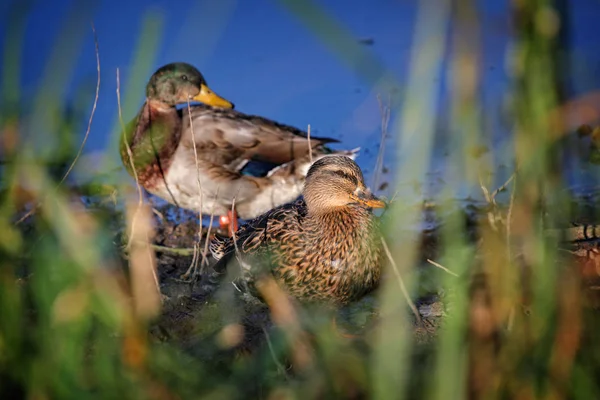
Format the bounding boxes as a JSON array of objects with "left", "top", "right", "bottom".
[{"left": 2, "top": 0, "right": 600, "bottom": 399}]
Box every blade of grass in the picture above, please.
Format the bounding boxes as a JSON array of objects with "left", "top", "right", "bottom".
[{"left": 372, "top": 0, "right": 451, "bottom": 399}]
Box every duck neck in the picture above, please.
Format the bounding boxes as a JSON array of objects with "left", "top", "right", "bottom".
[
  {"left": 119, "top": 100, "right": 182, "bottom": 188},
  {"left": 308, "top": 206, "right": 372, "bottom": 237}
]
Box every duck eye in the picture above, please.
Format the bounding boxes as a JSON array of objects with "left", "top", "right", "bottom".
[{"left": 181, "top": 74, "right": 188, "bottom": 81}]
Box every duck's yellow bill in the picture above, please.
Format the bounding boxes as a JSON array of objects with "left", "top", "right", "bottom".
[{"left": 193, "top": 84, "right": 234, "bottom": 109}]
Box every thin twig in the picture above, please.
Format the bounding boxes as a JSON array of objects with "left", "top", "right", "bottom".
[
  {"left": 490, "top": 171, "right": 517, "bottom": 199},
  {"left": 15, "top": 24, "right": 101, "bottom": 225},
  {"left": 181, "top": 188, "right": 220, "bottom": 280},
  {"left": 426, "top": 258, "right": 459, "bottom": 277},
  {"left": 380, "top": 236, "right": 422, "bottom": 325},
  {"left": 58, "top": 23, "right": 100, "bottom": 188}
]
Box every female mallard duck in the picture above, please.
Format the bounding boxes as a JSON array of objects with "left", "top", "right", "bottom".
[
  {"left": 207, "top": 155, "right": 385, "bottom": 306},
  {"left": 119, "top": 62, "right": 357, "bottom": 234}
]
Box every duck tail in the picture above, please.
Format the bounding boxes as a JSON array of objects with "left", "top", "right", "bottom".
[
  {"left": 323, "top": 146, "right": 360, "bottom": 160},
  {"left": 235, "top": 147, "right": 360, "bottom": 220},
  {"left": 266, "top": 147, "right": 360, "bottom": 179}
]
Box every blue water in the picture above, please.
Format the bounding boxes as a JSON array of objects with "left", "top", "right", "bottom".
[{"left": 2, "top": 0, "right": 600, "bottom": 208}]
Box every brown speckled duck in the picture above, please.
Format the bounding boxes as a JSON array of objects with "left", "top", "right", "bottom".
[
  {"left": 207, "top": 155, "right": 385, "bottom": 306},
  {"left": 120, "top": 62, "right": 357, "bottom": 234}
]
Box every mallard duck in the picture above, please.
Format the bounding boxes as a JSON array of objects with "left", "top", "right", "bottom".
[
  {"left": 207, "top": 155, "right": 385, "bottom": 306},
  {"left": 119, "top": 62, "right": 357, "bottom": 234}
]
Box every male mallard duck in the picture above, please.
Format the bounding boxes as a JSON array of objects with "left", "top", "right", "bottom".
[
  {"left": 120, "top": 62, "right": 357, "bottom": 234},
  {"left": 207, "top": 155, "right": 385, "bottom": 306}
]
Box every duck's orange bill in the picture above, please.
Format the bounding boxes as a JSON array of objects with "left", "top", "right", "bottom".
[
  {"left": 193, "top": 84, "right": 234, "bottom": 109},
  {"left": 354, "top": 190, "right": 386, "bottom": 209},
  {"left": 360, "top": 197, "right": 386, "bottom": 209}
]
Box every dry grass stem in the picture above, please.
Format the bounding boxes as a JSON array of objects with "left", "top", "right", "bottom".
[
  {"left": 188, "top": 244, "right": 200, "bottom": 280},
  {"left": 180, "top": 247, "right": 198, "bottom": 280},
  {"left": 378, "top": 189, "right": 399, "bottom": 219},
  {"left": 15, "top": 25, "right": 101, "bottom": 225},
  {"left": 479, "top": 170, "right": 518, "bottom": 233},
  {"left": 490, "top": 171, "right": 517, "bottom": 199},
  {"left": 381, "top": 236, "right": 422, "bottom": 325},
  {"left": 200, "top": 214, "right": 216, "bottom": 268},
  {"left": 426, "top": 258, "right": 460, "bottom": 277},
  {"left": 57, "top": 24, "right": 100, "bottom": 188},
  {"left": 181, "top": 186, "right": 220, "bottom": 281},
  {"left": 479, "top": 174, "right": 494, "bottom": 205},
  {"left": 186, "top": 98, "right": 205, "bottom": 256},
  {"left": 506, "top": 172, "right": 517, "bottom": 261},
  {"left": 256, "top": 277, "right": 313, "bottom": 370},
  {"left": 506, "top": 305, "right": 515, "bottom": 332},
  {"left": 230, "top": 191, "right": 245, "bottom": 276},
  {"left": 262, "top": 326, "right": 290, "bottom": 378},
  {"left": 125, "top": 202, "right": 161, "bottom": 319},
  {"left": 116, "top": 68, "right": 160, "bottom": 304},
  {"left": 117, "top": 68, "right": 146, "bottom": 249},
  {"left": 201, "top": 187, "right": 221, "bottom": 266},
  {"left": 152, "top": 207, "right": 165, "bottom": 222},
  {"left": 150, "top": 243, "right": 195, "bottom": 256}
]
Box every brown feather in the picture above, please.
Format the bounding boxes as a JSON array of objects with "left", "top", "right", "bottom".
[{"left": 209, "top": 156, "right": 384, "bottom": 306}]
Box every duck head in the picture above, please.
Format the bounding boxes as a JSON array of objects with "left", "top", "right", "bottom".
[
  {"left": 303, "top": 155, "right": 386, "bottom": 213},
  {"left": 146, "top": 62, "right": 234, "bottom": 109}
]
